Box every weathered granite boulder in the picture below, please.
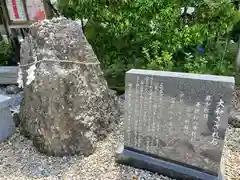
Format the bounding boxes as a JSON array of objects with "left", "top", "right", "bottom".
[
  {"left": 19, "top": 17, "right": 120, "bottom": 156},
  {"left": 229, "top": 89, "right": 240, "bottom": 128},
  {"left": 229, "top": 109, "right": 240, "bottom": 128}
]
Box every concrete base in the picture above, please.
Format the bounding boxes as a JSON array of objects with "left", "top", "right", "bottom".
[
  {"left": 0, "top": 66, "right": 18, "bottom": 85},
  {"left": 0, "top": 95, "right": 15, "bottom": 143},
  {"left": 116, "top": 145, "right": 219, "bottom": 180}
]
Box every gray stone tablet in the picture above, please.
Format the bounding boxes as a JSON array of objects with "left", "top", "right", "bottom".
[
  {"left": 116, "top": 69, "right": 234, "bottom": 180},
  {"left": 0, "top": 66, "right": 18, "bottom": 84},
  {"left": 0, "top": 94, "right": 15, "bottom": 143}
]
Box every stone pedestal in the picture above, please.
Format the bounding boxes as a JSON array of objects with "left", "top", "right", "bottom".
[
  {"left": 0, "top": 94, "right": 15, "bottom": 143},
  {"left": 116, "top": 145, "right": 218, "bottom": 180}
]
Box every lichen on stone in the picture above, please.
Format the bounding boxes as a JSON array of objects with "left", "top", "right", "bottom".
[{"left": 19, "top": 17, "right": 120, "bottom": 157}]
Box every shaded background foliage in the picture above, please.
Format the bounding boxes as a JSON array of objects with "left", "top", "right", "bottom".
[
  {"left": 57, "top": 0, "right": 240, "bottom": 92},
  {"left": 0, "top": 39, "right": 12, "bottom": 66}
]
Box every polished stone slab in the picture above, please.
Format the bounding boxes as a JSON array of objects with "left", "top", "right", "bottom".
[{"left": 117, "top": 69, "right": 234, "bottom": 179}]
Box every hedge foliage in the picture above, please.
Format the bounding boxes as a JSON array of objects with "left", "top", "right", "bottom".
[{"left": 57, "top": 0, "right": 240, "bottom": 90}]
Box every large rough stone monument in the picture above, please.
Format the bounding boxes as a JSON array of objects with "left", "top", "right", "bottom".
[{"left": 19, "top": 17, "right": 120, "bottom": 156}]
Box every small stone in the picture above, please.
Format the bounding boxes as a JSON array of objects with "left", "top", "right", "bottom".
[
  {"left": 40, "top": 169, "right": 50, "bottom": 177},
  {"left": 5, "top": 85, "right": 21, "bottom": 94},
  {"left": 229, "top": 109, "right": 240, "bottom": 128},
  {"left": 13, "top": 113, "right": 20, "bottom": 127}
]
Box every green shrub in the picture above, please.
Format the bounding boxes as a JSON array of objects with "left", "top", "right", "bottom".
[
  {"left": 57, "top": 0, "right": 240, "bottom": 90},
  {"left": 0, "top": 40, "right": 12, "bottom": 66}
]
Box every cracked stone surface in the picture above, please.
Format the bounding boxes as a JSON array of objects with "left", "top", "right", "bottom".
[{"left": 19, "top": 17, "right": 120, "bottom": 156}]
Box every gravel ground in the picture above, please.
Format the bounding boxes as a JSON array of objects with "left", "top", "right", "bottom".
[
  {"left": 0, "top": 120, "right": 174, "bottom": 180},
  {"left": 0, "top": 118, "right": 239, "bottom": 180},
  {"left": 0, "top": 90, "right": 239, "bottom": 180},
  {"left": 222, "top": 127, "right": 240, "bottom": 180}
]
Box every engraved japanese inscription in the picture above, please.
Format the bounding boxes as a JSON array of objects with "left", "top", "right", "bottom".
[{"left": 124, "top": 69, "right": 234, "bottom": 175}]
